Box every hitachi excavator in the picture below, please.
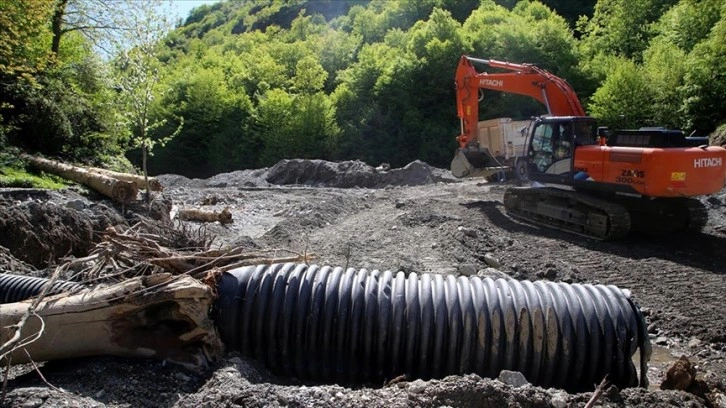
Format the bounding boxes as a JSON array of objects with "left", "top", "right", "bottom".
[{"left": 452, "top": 55, "right": 726, "bottom": 240}]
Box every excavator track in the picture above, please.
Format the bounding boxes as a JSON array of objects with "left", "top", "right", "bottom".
[
  {"left": 503, "top": 187, "right": 631, "bottom": 241},
  {"left": 621, "top": 196, "right": 709, "bottom": 235},
  {"left": 685, "top": 199, "right": 709, "bottom": 232}
]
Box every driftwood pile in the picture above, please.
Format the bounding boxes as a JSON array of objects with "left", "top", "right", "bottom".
[
  {"left": 69, "top": 221, "right": 313, "bottom": 282},
  {"left": 0, "top": 206, "right": 313, "bottom": 387}
]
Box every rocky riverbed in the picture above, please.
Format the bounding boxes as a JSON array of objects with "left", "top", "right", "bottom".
[{"left": 1, "top": 159, "right": 725, "bottom": 407}]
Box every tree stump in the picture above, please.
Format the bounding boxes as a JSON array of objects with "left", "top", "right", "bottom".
[{"left": 0, "top": 274, "right": 223, "bottom": 371}]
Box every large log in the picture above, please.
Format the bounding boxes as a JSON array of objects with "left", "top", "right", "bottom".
[
  {"left": 0, "top": 274, "right": 223, "bottom": 370},
  {"left": 85, "top": 166, "right": 163, "bottom": 192},
  {"left": 21, "top": 154, "right": 139, "bottom": 203}
]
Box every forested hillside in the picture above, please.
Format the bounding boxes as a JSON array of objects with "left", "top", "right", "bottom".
[{"left": 2, "top": 0, "right": 725, "bottom": 178}]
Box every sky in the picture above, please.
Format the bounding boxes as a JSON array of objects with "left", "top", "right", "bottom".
[{"left": 168, "top": 0, "right": 221, "bottom": 21}]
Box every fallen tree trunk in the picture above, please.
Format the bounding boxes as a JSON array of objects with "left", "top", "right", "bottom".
[
  {"left": 177, "top": 207, "right": 233, "bottom": 224},
  {"left": 0, "top": 274, "right": 223, "bottom": 370},
  {"left": 85, "top": 166, "right": 163, "bottom": 192},
  {"left": 22, "top": 154, "right": 138, "bottom": 203}
]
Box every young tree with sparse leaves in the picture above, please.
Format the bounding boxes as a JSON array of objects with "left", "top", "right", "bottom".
[{"left": 110, "top": 0, "right": 183, "bottom": 198}]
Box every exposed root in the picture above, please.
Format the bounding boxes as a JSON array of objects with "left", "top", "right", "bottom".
[{"left": 65, "top": 223, "right": 315, "bottom": 283}]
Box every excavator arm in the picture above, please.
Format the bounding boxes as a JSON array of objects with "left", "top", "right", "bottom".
[{"left": 455, "top": 55, "right": 585, "bottom": 148}]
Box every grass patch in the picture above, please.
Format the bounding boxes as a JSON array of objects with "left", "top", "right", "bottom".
[{"left": 0, "top": 167, "right": 70, "bottom": 189}]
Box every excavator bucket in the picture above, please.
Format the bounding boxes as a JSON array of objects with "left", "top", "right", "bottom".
[{"left": 450, "top": 148, "right": 509, "bottom": 179}]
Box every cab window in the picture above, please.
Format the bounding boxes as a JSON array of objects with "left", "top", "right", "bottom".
[
  {"left": 573, "top": 121, "right": 597, "bottom": 146},
  {"left": 532, "top": 123, "right": 554, "bottom": 153}
]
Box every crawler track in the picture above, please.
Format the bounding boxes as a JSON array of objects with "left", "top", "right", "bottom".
[
  {"left": 503, "top": 187, "right": 631, "bottom": 240},
  {"left": 616, "top": 196, "right": 709, "bottom": 235},
  {"left": 503, "top": 187, "right": 710, "bottom": 240}
]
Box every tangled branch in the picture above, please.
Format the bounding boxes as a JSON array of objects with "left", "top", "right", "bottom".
[{"left": 67, "top": 223, "right": 315, "bottom": 282}]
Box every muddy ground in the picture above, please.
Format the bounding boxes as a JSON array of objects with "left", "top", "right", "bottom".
[{"left": 1, "top": 159, "right": 725, "bottom": 407}]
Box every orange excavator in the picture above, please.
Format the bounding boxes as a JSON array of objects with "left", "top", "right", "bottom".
[{"left": 452, "top": 55, "right": 726, "bottom": 240}]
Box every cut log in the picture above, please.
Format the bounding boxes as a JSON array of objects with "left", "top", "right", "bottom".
[
  {"left": 0, "top": 274, "right": 223, "bottom": 370},
  {"left": 85, "top": 166, "right": 163, "bottom": 192},
  {"left": 178, "top": 207, "right": 233, "bottom": 224},
  {"left": 21, "top": 154, "right": 138, "bottom": 203}
]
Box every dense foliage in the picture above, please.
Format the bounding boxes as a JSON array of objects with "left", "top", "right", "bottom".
[{"left": 1, "top": 0, "right": 724, "bottom": 177}]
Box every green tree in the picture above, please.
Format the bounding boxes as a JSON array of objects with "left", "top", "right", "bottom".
[
  {"left": 333, "top": 42, "right": 401, "bottom": 164},
  {"left": 1, "top": 7, "right": 120, "bottom": 163},
  {"left": 151, "top": 65, "right": 258, "bottom": 176},
  {"left": 111, "top": 0, "right": 182, "bottom": 194},
  {"left": 578, "top": 0, "right": 679, "bottom": 61},
  {"left": 257, "top": 58, "right": 339, "bottom": 166},
  {"left": 462, "top": 1, "right": 584, "bottom": 120},
  {"left": 0, "top": 0, "right": 54, "bottom": 144},
  {"left": 681, "top": 3, "right": 726, "bottom": 133},
  {"left": 293, "top": 55, "right": 327, "bottom": 93},
  {"left": 0, "top": 0, "right": 54, "bottom": 79},
  {"left": 653, "top": 0, "right": 722, "bottom": 51},
  {"left": 9, "top": 49, "right": 122, "bottom": 161},
  {"left": 587, "top": 59, "right": 654, "bottom": 129},
  {"left": 641, "top": 38, "right": 687, "bottom": 128}
]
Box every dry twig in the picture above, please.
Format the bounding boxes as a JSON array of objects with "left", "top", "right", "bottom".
[
  {"left": 72, "top": 224, "right": 315, "bottom": 282},
  {"left": 584, "top": 375, "right": 610, "bottom": 408},
  {"left": 0, "top": 264, "right": 68, "bottom": 403}
]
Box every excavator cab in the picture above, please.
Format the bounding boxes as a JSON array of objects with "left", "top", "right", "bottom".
[{"left": 524, "top": 116, "right": 598, "bottom": 184}]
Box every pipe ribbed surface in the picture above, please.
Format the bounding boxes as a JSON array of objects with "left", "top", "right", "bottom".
[
  {"left": 0, "top": 273, "right": 83, "bottom": 304},
  {"left": 213, "top": 263, "right": 651, "bottom": 392}
]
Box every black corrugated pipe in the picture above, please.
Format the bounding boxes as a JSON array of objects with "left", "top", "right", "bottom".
[
  {"left": 1, "top": 265, "right": 652, "bottom": 393},
  {"left": 0, "top": 273, "right": 84, "bottom": 304},
  {"left": 212, "top": 263, "right": 651, "bottom": 393}
]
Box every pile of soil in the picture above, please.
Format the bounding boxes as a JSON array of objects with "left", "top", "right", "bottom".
[{"left": 1, "top": 158, "right": 725, "bottom": 407}]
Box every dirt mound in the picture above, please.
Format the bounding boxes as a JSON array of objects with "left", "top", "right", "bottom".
[
  {"left": 174, "top": 356, "right": 564, "bottom": 408},
  {"left": 154, "top": 174, "right": 204, "bottom": 189},
  {"left": 205, "top": 168, "right": 272, "bottom": 188},
  {"left": 156, "top": 160, "right": 458, "bottom": 191},
  {"left": 0, "top": 188, "right": 171, "bottom": 269},
  {"left": 265, "top": 159, "right": 458, "bottom": 188},
  {"left": 0, "top": 246, "right": 36, "bottom": 276},
  {"left": 171, "top": 355, "right": 709, "bottom": 408},
  {"left": 0, "top": 192, "right": 102, "bottom": 268}
]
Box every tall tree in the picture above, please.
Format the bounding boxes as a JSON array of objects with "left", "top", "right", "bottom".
[
  {"left": 50, "top": 0, "right": 169, "bottom": 55},
  {"left": 587, "top": 59, "right": 654, "bottom": 129},
  {"left": 578, "top": 0, "right": 679, "bottom": 61},
  {"left": 0, "top": 0, "right": 54, "bottom": 79},
  {"left": 681, "top": 3, "right": 726, "bottom": 133},
  {"left": 0, "top": 0, "right": 54, "bottom": 144},
  {"left": 111, "top": 0, "right": 182, "bottom": 194}
]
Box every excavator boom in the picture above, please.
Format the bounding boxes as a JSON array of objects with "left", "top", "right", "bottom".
[{"left": 455, "top": 55, "right": 584, "bottom": 149}]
